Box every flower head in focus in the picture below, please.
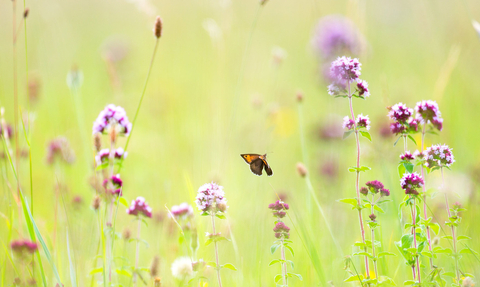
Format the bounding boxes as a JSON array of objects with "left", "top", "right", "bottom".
[
  {"left": 195, "top": 182, "right": 228, "bottom": 213},
  {"left": 415, "top": 100, "right": 443, "bottom": 131},
  {"left": 92, "top": 104, "right": 132, "bottom": 136},
  {"left": 423, "top": 144, "right": 455, "bottom": 168},
  {"left": 400, "top": 172, "right": 424, "bottom": 195}
]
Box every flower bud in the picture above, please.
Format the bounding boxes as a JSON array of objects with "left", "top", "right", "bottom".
[
  {"left": 91, "top": 195, "right": 101, "bottom": 211},
  {"left": 150, "top": 256, "right": 160, "bottom": 277},
  {"left": 217, "top": 202, "right": 227, "bottom": 213},
  {"left": 296, "top": 162, "right": 308, "bottom": 177},
  {"left": 154, "top": 16, "right": 163, "bottom": 39}
]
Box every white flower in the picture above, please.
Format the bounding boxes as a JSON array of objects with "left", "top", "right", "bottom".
[{"left": 171, "top": 257, "right": 194, "bottom": 280}]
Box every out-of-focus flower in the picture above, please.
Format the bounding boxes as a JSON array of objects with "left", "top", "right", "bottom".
[
  {"left": 153, "top": 16, "right": 163, "bottom": 39},
  {"left": 169, "top": 203, "right": 194, "bottom": 219},
  {"left": 462, "top": 276, "right": 475, "bottom": 287},
  {"left": 0, "top": 123, "right": 13, "bottom": 138},
  {"left": 400, "top": 172, "right": 424, "bottom": 195},
  {"left": 356, "top": 114, "right": 370, "bottom": 130},
  {"left": 390, "top": 122, "right": 406, "bottom": 135},
  {"left": 123, "top": 228, "right": 132, "bottom": 240},
  {"left": 388, "top": 103, "right": 413, "bottom": 123},
  {"left": 194, "top": 182, "right": 227, "bottom": 213},
  {"left": 407, "top": 117, "right": 419, "bottom": 132},
  {"left": 28, "top": 74, "right": 41, "bottom": 104},
  {"left": 318, "top": 118, "right": 343, "bottom": 141},
  {"left": 103, "top": 174, "right": 123, "bottom": 196},
  {"left": 171, "top": 257, "right": 193, "bottom": 280},
  {"left": 92, "top": 195, "right": 101, "bottom": 211},
  {"left": 400, "top": 151, "right": 415, "bottom": 161},
  {"left": 365, "top": 180, "right": 384, "bottom": 194},
  {"left": 95, "top": 148, "right": 127, "bottom": 166},
  {"left": 272, "top": 46, "right": 287, "bottom": 67},
  {"left": 296, "top": 162, "right": 308, "bottom": 177},
  {"left": 369, "top": 214, "right": 377, "bottom": 221},
  {"left": 422, "top": 144, "right": 455, "bottom": 168},
  {"left": 92, "top": 104, "right": 132, "bottom": 136},
  {"left": 126, "top": 197, "right": 153, "bottom": 218},
  {"left": 311, "top": 15, "right": 363, "bottom": 60},
  {"left": 269, "top": 200, "right": 289, "bottom": 219},
  {"left": 10, "top": 240, "right": 38, "bottom": 254},
  {"left": 415, "top": 100, "right": 443, "bottom": 131},
  {"left": 329, "top": 56, "right": 362, "bottom": 82},
  {"left": 46, "top": 137, "right": 75, "bottom": 165},
  {"left": 342, "top": 116, "right": 355, "bottom": 130},
  {"left": 360, "top": 186, "right": 368, "bottom": 196},
  {"left": 150, "top": 256, "right": 160, "bottom": 277},
  {"left": 273, "top": 222, "right": 290, "bottom": 239},
  {"left": 327, "top": 81, "right": 347, "bottom": 96}
]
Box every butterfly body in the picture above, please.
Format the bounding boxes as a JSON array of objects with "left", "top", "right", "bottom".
[{"left": 240, "top": 154, "right": 273, "bottom": 176}]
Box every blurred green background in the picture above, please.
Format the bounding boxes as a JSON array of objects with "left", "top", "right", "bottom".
[{"left": 1, "top": 0, "right": 480, "bottom": 285}]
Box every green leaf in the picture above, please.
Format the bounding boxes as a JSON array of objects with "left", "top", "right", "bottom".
[
  {"left": 374, "top": 205, "right": 385, "bottom": 213},
  {"left": 343, "top": 130, "right": 354, "bottom": 139},
  {"left": 215, "top": 214, "right": 226, "bottom": 220},
  {"left": 284, "top": 245, "right": 295, "bottom": 257},
  {"left": 207, "top": 261, "right": 217, "bottom": 268},
  {"left": 90, "top": 268, "right": 103, "bottom": 274},
  {"left": 271, "top": 244, "right": 280, "bottom": 254},
  {"left": 115, "top": 269, "right": 132, "bottom": 277},
  {"left": 398, "top": 164, "right": 406, "bottom": 179},
  {"left": 287, "top": 260, "right": 295, "bottom": 270},
  {"left": 403, "top": 162, "right": 414, "bottom": 173},
  {"left": 457, "top": 235, "right": 471, "bottom": 241},
  {"left": 460, "top": 248, "right": 479, "bottom": 255},
  {"left": 359, "top": 130, "right": 372, "bottom": 142},
  {"left": 119, "top": 197, "right": 129, "bottom": 208},
  {"left": 407, "top": 135, "right": 417, "bottom": 146},
  {"left": 345, "top": 274, "right": 364, "bottom": 282},
  {"left": 287, "top": 273, "right": 303, "bottom": 281},
  {"left": 394, "top": 136, "right": 402, "bottom": 146},
  {"left": 377, "top": 251, "right": 396, "bottom": 258},
  {"left": 269, "top": 259, "right": 281, "bottom": 266},
  {"left": 222, "top": 263, "right": 237, "bottom": 271},
  {"left": 274, "top": 274, "right": 283, "bottom": 283},
  {"left": 430, "top": 223, "right": 440, "bottom": 235},
  {"left": 338, "top": 198, "right": 358, "bottom": 207},
  {"left": 436, "top": 248, "right": 453, "bottom": 254},
  {"left": 404, "top": 280, "right": 416, "bottom": 285}
]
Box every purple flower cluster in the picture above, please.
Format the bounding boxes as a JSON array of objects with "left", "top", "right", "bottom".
[
  {"left": 169, "top": 203, "right": 194, "bottom": 219},
  {"left": 46, "top": 137, "right": 75, "bottom": 165},
  {"left": 330, "top": 56, "right": 361, "bottom": 82},
  {"left": 0, "top": 124, "right": 13, "bottom": 138},
  {"left": 356, "top": 80, "right": 370, "bottom": 98},
  {"left": 400, "top": 172, "right": 424, "bottom": 195},
  {"left": 342, "top": 116, "right": 355, "bottom": 130},
  {"left": 356, "top": 114, "right": 371, "bottom": 130},
  {"left": 103, "top": 174, "right": 123, "bottom": 196},
  {"left": 311, "top": 15, "right": 362, "bottom": 60},
  {"left": 387, "top": 103, "right": 419, "bottom": 135},
  {"left": 11, "top": 240, "right": 38, "bottom": 254},
  {"left": 364, "top": 180, "right": 390, "bottom": 196},
  {"left": 415, "top": 100, "right": 443, "bottom": 131},
  {"left": 126, "top": 197, "right": 153, "bottom": 218},
  {"left": 195, "top": 182, "right": 228, "bottom": 213},
  {"left": 400, "top": 151, "right": 415, "bottom": 161},
  {"left": 95, "top": 148, "right": 127, "bottom": 166},
  {"left": 273, "top": 222, "right": 290, "bottom": 239},
  {"left": 268, "top": 200, "right": 289, "bottom": 218},
  {"left": 92, "top": 104, "right": 132, "bottom": 136},
  {"left": 422, "top": 144, "right": 455, "bottom": 168}
]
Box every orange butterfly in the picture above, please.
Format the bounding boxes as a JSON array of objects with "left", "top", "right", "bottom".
[{"left": 240, "top": 154, "right": 273, "bottom": 176}]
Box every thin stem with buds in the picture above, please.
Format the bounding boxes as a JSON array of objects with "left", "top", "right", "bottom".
[
  {"left": 370, "top": 195, "right": 378, "bottom": 279},
  {"left": 410, "top": 197, "right": 421, "bottom": 283},
  {"left": 347, "top": 82, "right": 370, "bottom": 276},
  {"left": 211, "top": 214, "right": 222, "bottom": 287},
  {"left": 420, "top": 124, "right": 434, "bottom": 269},
  {"left": 281, "top": 238, "right": 288, "bottom": 286}
]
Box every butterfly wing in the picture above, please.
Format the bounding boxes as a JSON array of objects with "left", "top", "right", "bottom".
[
  {"left": 249, "top": 158, "right": 264, "bottom": 176},
  {"left": 264, "top": 163, "right": 273, "bottom": 176},
  {"left": 240, "top": 154, "right": 261, "bottom": 164}
]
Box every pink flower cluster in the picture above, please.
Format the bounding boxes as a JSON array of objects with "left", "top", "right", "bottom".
[
  {"left": 46, "top": 137, "right": 75, "bottom": 165},
  {"left": 0, "top": 124, "right": 13, "bottom": 138},
  {"left": 195, "top": 182, "right": 228, "bottom": 213},
  {"left": 330, "top": 56, "right": 362, "bottom": 82},
  {"left": 400, "top": 172, "right": 424, "bottom": 195},
  {"left": 415, "top": 100, "right": 443, "bottom": 131},
  {"left": 126, "top": 197, "right": 152, "bottom": 218},
  {"left": 365, "top": 180, "right": 390, "bottom": 196},
  {"left": 342, "top": 114, "right": 370, "bottom": 130},
  {"left": 103, "top": 174, "right": 123, "bottom": 196},
  {"left": 11, "top": 240, "right": 38, "bottom": 254},
  {"left": 356, "top": 80, "right": 370, "bottom": 98},
  {"left": 169, "top": 203, "right": 194, "bottom": 219},
  {"left": 268, "top": 200, "right": 289, "bottom": 218},
  {"left": 92, "top": 104, "right": 132, "bottom": 136},
  {"left": 388, "top": 103, "right": 419, "bottom": 135},
  {"left": 273, "top": 222, "right": 290, "bottom": 239},
  {"left": 422, "top": 144, "right": 455, "bottom": 168},
  {"left": 95, "top": 148, "right": 127, "bottom": 166},
  {"left": 400, "top": 151, "right": 415, "bottom": 161}
]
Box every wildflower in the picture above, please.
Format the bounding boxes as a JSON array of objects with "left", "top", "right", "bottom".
[
  {"left": 453, "top": 202, "right": 462, "bottom": 209},
  {"left": 422, "top": 144, "right": 455, "bottom": 168},
  {"left": 356, "top": 79, "right": 370, "bottom": 98},
  {"left": 327, "top": 81, "right": 347, "bottom": 96},
  {"left": 296, "top": 91, "right": 304, "bottom": 102},
  {"left": 388, "top": 103, "right": 413, "bottom": 123},
  {"left": 95, "top": 148, "right": 127, "bottom": 166},
  {"left": 46, "top": 137, "right": 75, "bottom": 165},
  {"left": 268, "top": 200, "right": 289, "bottom": 211},
  {"left": 342, "top": 116, "right": 355, "bottom": 130},
  {"left": 311, "top": 15, "right": 363, "bottom": 60},
  {"left": 400, "top": 172, "right": 424, "bottom": 195},
  {"left": 296, "top": 162, "right": 308, "bottom": 177},
  {"left": 92, "top": 104, "right": 132, "bottom": 136},
  {"left": 329, "top": 56, "right": 362, "bottom": 82},
  {"left": 415, "top": 100, "right": 443, "bottom": 131},
  {"left": 123, "top": 228, "right": 131, "bottom": 240},
  {"left": 360, "top": 186, "right": 368, "bottom": 196},
  {"left": 462, "top": 277, "right": 475, "bottom": 287},
  {"left": 169, "top": 203, "right": 194, "bottom": 219},
  {"left": 194, "top": 182, "right": 227, "bottom": 213},
  {"left": 91, "top": 195, "right": 101, "bottom": 211},
  {"left": 103, "top": 174, "right": 123, "bottom": 196},
  {"left": 273, "top": 222, "right": 290, "bottom": 239},
  {"left": 171, "top": 257, "right": 194, "bottom": 280},
  {"left": 369, "top": 214, "right": 376, "bottom": 221},
  {"left": 192, "top": 259, "right": 206, "bottom": 272},
  {"left": 400, "top": 151, "right": 415, "bottom": 161},
  {"left": 390, "top": 122, "right": 406, "bottom": 135},
  {"left": 10, "top": 240, "right": 38, "bottom": 254},
  {"left": 356, "top": 114, "right": 370, "bottom": 130},
  {"left": 380, "top": 188, "right": 390, "bottom": 197},
  {"left": 365, "top": 180, "right": 384, "bottom": 194},
  {"left": 126, "top": 197, "right": 153, "bottom": 218},
  {"left": 0, "top": 123, "right": 13, "bottom": 138},
  {"left": 407, "top": 117, "right": 419, "bottom": 132}
]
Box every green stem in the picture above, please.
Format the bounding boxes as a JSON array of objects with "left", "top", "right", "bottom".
[{"left": 211, "top": 214, "right": 222, "bottom": 287}]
